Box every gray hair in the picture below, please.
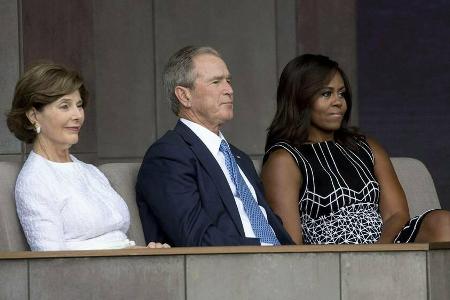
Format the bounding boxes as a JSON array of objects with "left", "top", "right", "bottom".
[{"left": 163, "top": 46, "right": 220, "bottom": 115}]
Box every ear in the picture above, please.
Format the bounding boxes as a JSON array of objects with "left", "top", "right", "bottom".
[
  {"left": 25, "top": 108, "right": 38, "bottom": 124},
  {"left": 174, "top": 86, "right": 192, "bottom": 108}
]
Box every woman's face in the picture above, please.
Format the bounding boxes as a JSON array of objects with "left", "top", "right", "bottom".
[
  {"left": 32, "top": 90, "right": 85, "bottom": 150},
  {"left": 308, "top": 72, "right": 347, "bottom": 141}
]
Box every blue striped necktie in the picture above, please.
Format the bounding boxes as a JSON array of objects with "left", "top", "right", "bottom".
[{"left": 219, "top": 139, "right": 280, "bottom": 245}]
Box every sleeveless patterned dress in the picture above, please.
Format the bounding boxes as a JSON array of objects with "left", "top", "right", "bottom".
[{"left": 264, "top": 139, "right": 431, "bottom": 244}]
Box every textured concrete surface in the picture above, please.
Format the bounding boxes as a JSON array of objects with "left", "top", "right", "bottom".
[
  {"left": 0, "top": 260, "right": 28, "bottom": 300},
  {"left": 186, "top": 252, "right": 340, "bottom": 300},
  {"left": 341, "top": 252, "right": 427, "bottom": 300},
  {"left": 428, "top": 250, "right": 450, "bottom": 300},
  {"left": 29, "top": 256, "right": 185, "bottom": 300},
  {"left": 93, "top": 0, "right": 156, "bottom": 158},
  {"left": 0, "top": 0, "right": 21, "bottom": 155}
]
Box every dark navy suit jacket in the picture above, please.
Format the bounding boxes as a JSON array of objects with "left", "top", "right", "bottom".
[{"left": 136, "top": 121, "right": 294, "bottom": 246}]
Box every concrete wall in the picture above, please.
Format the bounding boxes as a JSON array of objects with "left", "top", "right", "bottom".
[
  {"left": 0, "top": 247, "right": 449, "bottom": 300},
  {"left": 0, "top": 0, "right": 300, "bottom": 163},
  {"left": 0, "top": 0, "right": 357, "bottom": 161},
  {"left": 0, "top": 0, "right": 21, "bottom": 161}
]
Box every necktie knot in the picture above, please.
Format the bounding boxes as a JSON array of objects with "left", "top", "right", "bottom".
[{"left": 219, "top": 139, "right": 230, "bottom": 154}]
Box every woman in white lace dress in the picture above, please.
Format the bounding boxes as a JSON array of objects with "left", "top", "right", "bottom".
[{"left": 7, "top": 63, "right": 169, "bottom": 251}]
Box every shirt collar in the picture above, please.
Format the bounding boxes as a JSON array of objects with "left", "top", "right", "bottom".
[{"left": 180, "top": 118, "right": 226, "bottom": 158}]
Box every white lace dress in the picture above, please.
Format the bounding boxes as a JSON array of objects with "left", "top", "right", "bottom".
[{"left": 15, "top": 151, "right": 135, "bottom": 251}]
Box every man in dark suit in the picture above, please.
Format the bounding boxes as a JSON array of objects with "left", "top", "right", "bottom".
[{"left": 136, "top": 46, "right": 293, "bottom": 246}]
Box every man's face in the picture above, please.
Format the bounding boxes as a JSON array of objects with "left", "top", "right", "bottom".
[{"left": 187, "top": 54, "right": 234, "bottom": 133}]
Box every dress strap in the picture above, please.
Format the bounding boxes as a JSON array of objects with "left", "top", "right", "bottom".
[{"left": 264, "top": 141, "right": 300, "bottom": 166}]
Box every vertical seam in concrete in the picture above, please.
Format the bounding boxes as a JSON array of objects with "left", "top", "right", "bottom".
[
  {"left": 27, "top": 260, "right": 30, "bottom": 300},
  {"left": 274, "top": 0, "right": 279, "bottom": 78},
  {"left": 339, "top": 253, "right": 342, "bottom": 300},
  {"left": 351, "top": 0, "right": 359, "bottom": 126},
  {"left": 426, "top": 251, "right": 430, "bottom": 300},
  {"left": 89, "top": 0, "right": 97, "bottom": 163},
  {"left": 184, "top": 255, "right": 188, "bottom": 300},
  {"left": 17, "top": 0, "right": 26, "bottom": 162},
  {"left": 295, "top": 0, "right": 299, "bottom": 55},
  {"left": 17, "top": 0, "right": 23, "bottom": 75},
  {"left": 152, "top": 0, "right": 158, "bottom": 139}
]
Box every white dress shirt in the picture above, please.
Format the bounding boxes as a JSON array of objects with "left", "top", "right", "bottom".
[
  {"left": 180, "top": 118, "right": 274, "bottom": 243},
  {"left": 15, "top": 151, "right": 135, "bottom": 251}
]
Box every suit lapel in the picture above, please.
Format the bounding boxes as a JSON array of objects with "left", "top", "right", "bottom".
[{"left": 174, "top": 121, "right": 246, "bottom": 236}]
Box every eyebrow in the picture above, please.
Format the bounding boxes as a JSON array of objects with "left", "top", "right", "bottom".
[
  {"left": 322, "top": 86, "right": 346, "bottom": 90},
  {"left": 209, "top": 74, "right": 232, "bottom": 81},
  {"left": 56, "top": 98, "right": 82, "bottom": 104}
]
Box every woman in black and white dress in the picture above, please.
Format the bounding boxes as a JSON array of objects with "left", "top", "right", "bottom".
[{"left": 261, "top": 54, "right": 450, "bottom": 244}]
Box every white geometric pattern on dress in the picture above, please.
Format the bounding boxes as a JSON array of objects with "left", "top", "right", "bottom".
[
  {"left": 266, "top": 140, "right": 383, "bottom": 245},
  {"left": 302, "top": 203, "right": 382, "bottom": 244}
]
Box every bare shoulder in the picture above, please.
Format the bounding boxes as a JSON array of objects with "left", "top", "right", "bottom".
[
  {"left": 262, "top": 148, "right": 301, "bottom": 181},
  {"left": 264, "top": 148, "right": 298, "bottom": 169},
  {"left": 366, "top": 136, "right": 389, "bottom": 160}
]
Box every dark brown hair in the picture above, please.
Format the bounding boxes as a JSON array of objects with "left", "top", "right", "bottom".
[
  {"left": 266, "top": 54, "right": 362, "bottom": 150},
  {"left": 6, "top": 62, "right": 89, "bottom": 143}
]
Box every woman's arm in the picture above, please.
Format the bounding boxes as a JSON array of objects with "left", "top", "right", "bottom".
[
  {"left": 368, "top": 137, "right": 410, "bottom": 243},
  {"left": 261, "top": 149, "right": 303, "bottom": 244},
  {"left": 15, "top": 177, "right": 65, "bottom": 251}
]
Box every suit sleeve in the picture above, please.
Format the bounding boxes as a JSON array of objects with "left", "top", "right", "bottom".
[{"left": 136, "top": 142, "right": 260, "bottom": 246}]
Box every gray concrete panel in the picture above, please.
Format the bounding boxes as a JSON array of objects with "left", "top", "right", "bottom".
[
  {"left": 297, "top": 0, "right": 358, "bottom": 125},
  {"left": 0, "top": 260, "right": 28, "bottom": 300},
  {"left": 0, "top": 161, "right": 29, "bottom": 251},
  {"left": 341, "top": 252, "right": 427, "bottom": 300},
  {"left": 22, "top": 0, "right": 97, "bottom": 154},
  {"left": 93, "top": 1, "right": 156, "bottom": 159},
  {"left": 29, "top": 256, "right": 185, "bottom": 300},
  {"left": 428, "top": 250, "right": 450, "bottom": 300},
  {"left": 0, "top": 154, "right": 23, "bottom": 163},
  {"left": 187, "top": 253, "right": 339, "bottom": 300},
  {"left": 276, "top": 0, "right": 297, "bottom": 77},
  {"left": 0, "top": 0, "right": 21, "bottom": 155},
  {"left": 154, "top": 0, "right": 283, "bottom": 155}
]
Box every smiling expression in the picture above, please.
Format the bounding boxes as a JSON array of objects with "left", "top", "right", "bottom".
[
  {"left": 308, "top": 71, "right": 347, "bottom": 141},
  {"left": 33, "top": 90, "right": 85, "bottom": 150}
]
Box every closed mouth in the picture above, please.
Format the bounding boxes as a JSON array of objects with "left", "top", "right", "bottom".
[{"left": 65, "top": 127, "right": 81, "bottom": 132}]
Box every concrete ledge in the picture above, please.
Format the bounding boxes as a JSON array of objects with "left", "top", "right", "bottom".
[
  {"left": 0, "top": 244, "right": 448, "bottom": 300},
  {"left": 0, "top": 243, "right": 432, "bottom": 259}
]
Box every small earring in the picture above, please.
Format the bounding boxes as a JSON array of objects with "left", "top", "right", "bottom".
[{"left": 34, "top": 124, "right": 41, "bottom": 134}]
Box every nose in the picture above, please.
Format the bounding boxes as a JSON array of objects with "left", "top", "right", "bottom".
[
  {"left": 72, "top": 105, "right": 84, "bottom": 120},
  {"left": 224, "top": 81, "right": 233, "bottom": 96},
  {"left": 332, "top": 93, "right": 344, "bottom": 107}
]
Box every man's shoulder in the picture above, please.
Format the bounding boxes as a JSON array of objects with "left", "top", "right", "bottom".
[
  {"left": 143, "top": 128, "right": 191, "bottom": 159},
  {"left": 153, "top": 129, "right": 183, "bottom": 146}
]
